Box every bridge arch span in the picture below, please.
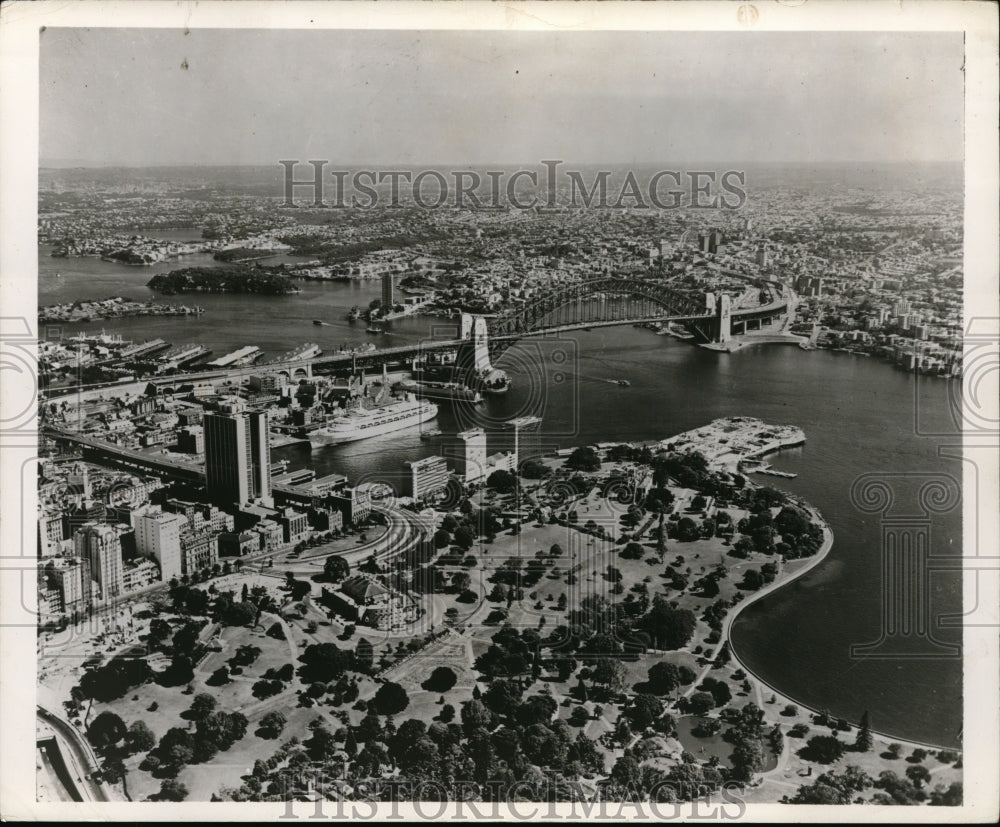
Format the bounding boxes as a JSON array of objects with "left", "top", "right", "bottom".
[{"left": 487, "top": 276, "right": 709, "bottom": 354}]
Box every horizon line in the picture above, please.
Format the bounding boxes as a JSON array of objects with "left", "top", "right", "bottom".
[{"left": 40, "top": 159, "right": 965, "bottom": 171}]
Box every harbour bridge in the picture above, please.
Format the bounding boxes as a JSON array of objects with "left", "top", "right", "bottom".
[{"left": 79, "top": 274, "right": 793, "bottom": 393}]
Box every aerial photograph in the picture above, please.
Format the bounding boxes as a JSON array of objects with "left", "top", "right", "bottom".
[{"left": 20, "top": 15, "right": 987, "bottom": 817}]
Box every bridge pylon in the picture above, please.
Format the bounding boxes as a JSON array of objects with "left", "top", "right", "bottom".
[
  {"left": 714, "top": 294, "right": 732, "bottom": 345},
  {"left": 458, "top": 313, "right": 493, "bottom": 374}
]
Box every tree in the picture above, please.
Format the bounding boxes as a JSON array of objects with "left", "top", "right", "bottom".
[
  {"left": 620, "top": 542, "right": 645, "bottom": 560},
  {"left": 159, "top": 727, "right": 195, "bottom": 769},
  {"left": 460, "top": 699, "right": 496, "bottom": 735},
  {"left": 451, "top": 572, "right": 472, "bottom": 594},
  {"left": 126, "top": 720, "right": 156, "bottom": 754},
  {"left": 787, "top": 766, "right": 873, "bottom": 804},
  {"left": 487, "top": 470, "right": 518, "bottom": 494},
  {"left": 423, "top": 666, "right": 457, "bottom": 693},
  {"left": 929, "top": 782, "right": 963, "bottom": 806},
  {"left": 147, "top": 618, "right": 171, "bottom": 647},
  {"left": 454, "top": 526, "right": 475, "bottom": 550},
  {"left": 591, "top": 659, "right": 627, "bottom": 692},
  {"left": 323, "top": 555, "right": 350, "bottom": 582},
  {"left": 258, "top": 711, "right": 287, "bottom": 739},
  {"left": 855, "top": 710, "right": 873, "bottom": 752},
  {"left": 373, "top": 681, "right": 409, "bottom": 716},
  {"left": 158, "top": 778, "right": 189, "bottom": 802},
  {"left": 647, "top": 661, "right": 682, "bottom": 695},
  {"left": 565, "top": 447, "right": 601, "bottom": 472},
  {"left": 298, "top": 642, "right": 355, "bottom": 683},
  {"left": 627, "top": 694, "right": 665, "bottom": 730},
  {"left": 687, "top": 692, "right": 716, "bottom": 716},
  {"left": 642, "top": 599, "right": 697, "bottom": 650},
  {"left": 88, "top": 711, "right": 127, "bottom": 752},
  {"left": 905, "top": 764, "right": 932, "bottom": 789},
  {"left": 434, "top": 529, "right": 452, "bottom": 549},
  {"left": 188, "top": 693, "right": 217, "bottom": 721},
  {"left": 801, "top": 734, "right": 847, "bottom": 764},
  {"left": 610, "top": 753, "right": 641, "bottom": 787}
]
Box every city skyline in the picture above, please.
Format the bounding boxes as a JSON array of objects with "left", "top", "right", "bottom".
[{"left": 41, "top": 29, "right": 964, "bottom": 167}]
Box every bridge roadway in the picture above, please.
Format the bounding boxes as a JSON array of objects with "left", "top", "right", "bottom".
[{"left": 48, "top": 291, "right": 789, "bottom": 392}]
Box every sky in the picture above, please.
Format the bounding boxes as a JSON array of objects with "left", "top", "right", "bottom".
[{"left": 40, "top": 28, "right": 965, "bottom": 167}]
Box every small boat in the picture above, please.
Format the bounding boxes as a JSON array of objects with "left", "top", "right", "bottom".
[
  {"left": 312, "top": 319, "right": 325, "bottom": 326},
  {"left": 366, "top": 325, "right": 383, "bottom": 335},
  {"left": 617, "top": 379, "right": 631, "bottom": 387},
  {"left": 347, "top": 306, "right": 361, "bottom": 322},
  {"left": 420, "top": 427, "right": 442, "bottom": 441}
]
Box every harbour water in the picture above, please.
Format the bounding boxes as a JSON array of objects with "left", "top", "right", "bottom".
[{"left": 38, "top": 249, "right": 963, "bottom": 747}]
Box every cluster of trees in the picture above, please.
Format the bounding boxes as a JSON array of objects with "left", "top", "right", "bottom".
[
  {"left": 565, "top": 446, "right": 601, "bottom": 472},
  {"left": 86, "top": 711, "right": 156, "bottom": 785},
  {"left": 606, "top": 444, "right": 656, "bottom": 465},
  {"left": 639, "top": 597, "right": 698, "bottom": 650},
  {"left": 486, "top": 469, "right": 518, "bottom": 495},
  {"left": 605, "top": 752, "right": 725, "bottom": 802},
  {"left": 721, "top": 702, "right": 770, "bottom": 782},
  {"left": 433, "top": 510, "right": 500, "bottom": 552},
  {"left": 652, "top": 450, "right": 710, "bottom": 490},
  {"left": 646, "top": 661, "right": 698, "bottom": 695},
  {"left": 475, "top": 626, "right": 541, "bottom": 680},
  {"left": 250, "top": 661, "right": 294, "bottom": 698},
  {"left": 145, "top": 708, "right": 249, "bottom": 773},
  {"left": 784, "top": 765, "right": 874, "bottom": 804},
  {"left": 298, "top": 642, "right": 356, "bottom": 684},
  {"left": 739, "top": 562, "right": 779, "bottom": 591},
  {"left": 79, "top": 656, "right": 154, "bottom": 703}
]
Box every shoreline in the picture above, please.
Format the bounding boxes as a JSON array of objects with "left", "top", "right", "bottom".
[{"left": 722, "top": 505, "right": 960, "bottom": 753}]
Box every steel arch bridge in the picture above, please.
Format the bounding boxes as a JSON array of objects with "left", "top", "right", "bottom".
[{"left": 486, "top": 276, "right": 712, "bottom": 355}]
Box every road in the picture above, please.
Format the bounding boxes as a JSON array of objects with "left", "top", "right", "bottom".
[{"left": 36, "top": 704, "right": 111, "bottom": 803}]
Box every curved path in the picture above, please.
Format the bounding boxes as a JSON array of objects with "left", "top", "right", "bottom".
[{"left": 36, "top": 704, "right": 111, "bottom": 802}]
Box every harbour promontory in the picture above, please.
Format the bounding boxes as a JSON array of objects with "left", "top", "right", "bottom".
[{"left": 147, "top": 266, "right": 301, "bottom": 295}]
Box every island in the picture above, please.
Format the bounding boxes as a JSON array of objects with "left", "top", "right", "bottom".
[{"left": 147, "top": 266, "right": 301, "bottom": 295}]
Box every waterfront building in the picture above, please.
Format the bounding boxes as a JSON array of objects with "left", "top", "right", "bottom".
[
  {"left": 451, "top": 427, "right": 489, "bottom": 484},
  {"left": 204, "top": 402, "right": 272, "bottom": 507},
  {"left": 381, "top": 272, "right": 396, "bottom": 309},
  {"left": 505, "top": 415, "right": 543, "bottom": 469},
  {"left": 404, "top": 455, "right": 450, "bottom": 500},
  {"left": 130, "top": 505, "right": 185, "bottom": 581},
  {"left": 330, "top": 486, "right": 372, "bottom": 526}
]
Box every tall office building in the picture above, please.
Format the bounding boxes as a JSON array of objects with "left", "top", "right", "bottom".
[
  {"left": 506, "top": 416, "right": 543, "bottom": 470},
  {"left": 131, "top": 505, "right": 185, "bottom": 581},
  {"left": 452, "top": 427, "right": 489, "bottom": 483},
  {"left": 204, "top": 403, "right": 272, "bottom": 508},
  {"left": 74, "top": 522, "right": 126, "bottom": 601},
  {"left": 404, "top": 456, "right": 450, "bottom": 500},
  {"left": 381, "top": 272, "right": 396, "bottom": 310}
]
